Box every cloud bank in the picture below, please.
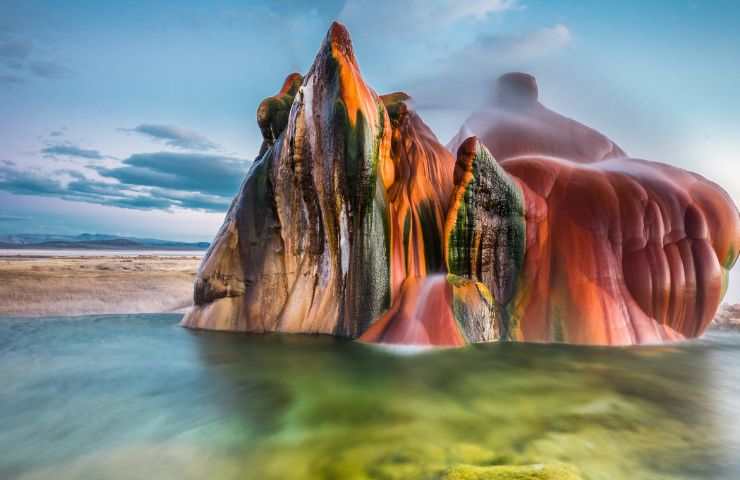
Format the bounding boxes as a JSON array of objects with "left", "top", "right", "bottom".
[
  {"left": 98, "top": 152, "right": 246, "bottom": 198},
  {"left": 339, "top": 0, "right": 521, "bottom": 36},
  {"left": 0, "top": 38, "right": 31, "bottom": 68},
  {"left": 42, "top": 145, "right": 104, "bottom": 160},
  {"left": 123, "top": 124, "right": 219, "bottom": 151},
  {"left": 406, "top": 24, "right": 572, "bottom": 110},
  {"left": 0, "top": 36, "right": 69, "bottom": 82},
  {"left": 0, "top": 151, "right": 249, "bottom": 212}
]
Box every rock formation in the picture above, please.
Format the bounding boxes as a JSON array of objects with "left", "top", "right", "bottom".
[
  {"left": 183, "top": 22, "right": 740, "bottom": 346},
  {"left": 447, "top": 72, "right": 740, "bottom": 344}
]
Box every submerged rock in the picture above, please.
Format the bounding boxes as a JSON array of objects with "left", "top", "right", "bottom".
[{"left": 183, "top": 22, "right": 740, "bottom": 346}]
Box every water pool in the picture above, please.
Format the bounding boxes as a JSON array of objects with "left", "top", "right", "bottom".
[{"left": 1, "top": 314, "right": 738, "bottom": 479}]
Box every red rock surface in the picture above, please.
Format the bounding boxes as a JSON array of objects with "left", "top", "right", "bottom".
[{"left": 448, "top": 73, "right": 740, "bottom": 344}]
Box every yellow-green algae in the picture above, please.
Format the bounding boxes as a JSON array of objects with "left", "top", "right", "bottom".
[
  {"left": 232, "top": 339, "right": 722, "bottom": 480},
  {"left": 443, "top": 463, "right": 582, "bottom": 480}
]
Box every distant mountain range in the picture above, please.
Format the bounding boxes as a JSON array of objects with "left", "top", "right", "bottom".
[{"left": 0, "top": 233, "right": 209, "bottom": 250}]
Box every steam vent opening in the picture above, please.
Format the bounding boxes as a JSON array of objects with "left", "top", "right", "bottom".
[{"left": 495, "top": 72, "right": 539, "bottom": 106}]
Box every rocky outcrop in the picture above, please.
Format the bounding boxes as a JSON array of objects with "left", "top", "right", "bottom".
[
  {"left": 444, "top": 137, "right": 527, "bottom": 341},
  {"left": 183, "top": 23, "right": 457, "bottom": 337},
  {"left": 449, "top": 73, "right": 740, "bottom": 344},
  {"left": 183, "top": 22, "right": 740, "bottom": 346}
]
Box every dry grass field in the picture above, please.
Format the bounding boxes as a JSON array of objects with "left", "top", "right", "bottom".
[{"left": 0, "top": 255, "right": 201, "bottom": 316}]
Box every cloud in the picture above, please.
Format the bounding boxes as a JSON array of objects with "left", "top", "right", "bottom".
[
  {"left": 0, "top": 167, "right": 67, "bottom": 197},
  {"left": 339, "top": 0, "right": 521, "bottom": 35},
  {"left": 446, "top": 0, "right": 522, "bottom": 21},
  {"left": 148, "top": 188, "right": 232, "bottom": 211},
  {"left": 49, "top": 130, "right": 63, "bottom": 137},
  {"left": 0, "top": 151, "right": 250, "bottom": 213},
  {"left": 406, "top": 24, "right": 572, "bottom": 109},
  {"left": 29, "top": 60, "right": 70, "bottom": 79},
  {"left": 0, "top": 38, "right": 31, "bottom": 66},
  {"left": 104, "top": 194, "right": 176, "bottom": 210},
  {"left": 122, "top": 124, "right": 219, "bottom": 151},
  {"left": 99, "top": 152, "right": 248, "bottom": 197},
  {"left": 42, "top": 145, "right": 104, "bottom": 160},
  {"left": 0, "top": 214, "right": 28, "bottom": 222},
  {"left": 0, "top": 73, "right": 23, "bottom": 84},
  {"left": 466, "top": 24, "right": 571, "bottom": 61},
  {"left": 0, "top": 35, "right": 70, "bottom": 81}
]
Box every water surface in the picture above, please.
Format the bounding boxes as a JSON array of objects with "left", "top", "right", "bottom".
[{"left": 1, "top": 314, "right": 738, "bottom": 479}]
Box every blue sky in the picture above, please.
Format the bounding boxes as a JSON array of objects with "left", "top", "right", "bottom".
[{"left": 1, "top": 0, "right": 739, "bottom": 246}]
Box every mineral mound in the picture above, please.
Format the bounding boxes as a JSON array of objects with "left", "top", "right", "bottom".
[{"left": 182, "top": 22, "right": 740, "bottom": 346}]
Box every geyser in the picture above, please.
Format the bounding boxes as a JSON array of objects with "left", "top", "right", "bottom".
[{"left": 182, "top": 22, "right": 740, "bottom": 346}]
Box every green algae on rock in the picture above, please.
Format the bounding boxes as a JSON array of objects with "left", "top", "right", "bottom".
[
  {"left": 256, "top": 72, "right": 303, "bottom": 155},
  {"left": 444, "top": 137, "right": 526, "bottom": 340}
]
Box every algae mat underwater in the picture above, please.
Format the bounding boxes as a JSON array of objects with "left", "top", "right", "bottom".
[{"left": 0, "top": 314, "right": 738, "bottom": 479}]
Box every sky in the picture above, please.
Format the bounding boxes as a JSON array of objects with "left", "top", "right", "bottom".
[{"left": 1, "top": 0, "right": 739, "bottom": 298}]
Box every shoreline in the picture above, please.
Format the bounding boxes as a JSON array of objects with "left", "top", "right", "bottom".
[{"left": 1, "top": 252, "right": 737, "bottom": 330}]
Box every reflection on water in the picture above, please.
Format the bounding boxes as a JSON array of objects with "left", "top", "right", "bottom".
[{"left": 0, "top": 314, "right": 738, "bottom": 479}]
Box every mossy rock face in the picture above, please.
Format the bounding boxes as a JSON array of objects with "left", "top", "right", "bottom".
[
  {"left": 442, "top": 463, "right": 582, "bottom": 480},
  {"left": 444, "top": 137, "right": 525, "bottom": 339},
  {"left": 256, "top": 72, "right": 303, "bottom": 149}
]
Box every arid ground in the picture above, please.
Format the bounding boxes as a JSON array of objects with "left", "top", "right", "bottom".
[
  {"left": 0, "top": 254, "right": 201, "bottom": 316},
  {"left": 1, "top": 252, "right": 738, "bottom": 331}
]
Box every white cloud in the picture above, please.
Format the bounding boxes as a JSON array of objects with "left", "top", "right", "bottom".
[
  {"left": 338, "top": 0, "right": 521, "bottom": 38},
  {"left": 447, "top": 0, "right": 523, "bottom": 21},
  {"left": 469, "top": 24, "right": 571, "bottom": 61},
  {"left": 406, "top": 24, "right": 572, "bottom": 109},
  {"left": 121, "top": 124, "right": 219, "bottom": 151}
]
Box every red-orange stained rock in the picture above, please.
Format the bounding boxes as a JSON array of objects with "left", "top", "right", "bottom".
[
  {"left": 360, "top": 276, "right": 467, "bottom": 346},
  {"left": 454, "top": 72, "right": 740, "bottom": 345},
  {"left": 383, "top": 94, "right": 455, "bottom": 282}
]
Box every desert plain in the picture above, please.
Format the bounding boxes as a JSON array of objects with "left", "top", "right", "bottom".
[
  {"left": 0, "top": 254, "right": 201, "bottom": 316},
  {"left": 0, "top": 251, "right": 738, "bottom": 331}
]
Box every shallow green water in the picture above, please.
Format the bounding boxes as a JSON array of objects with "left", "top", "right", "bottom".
[{"left": 0, "top": 314, "right": 738, "bottom": 479}]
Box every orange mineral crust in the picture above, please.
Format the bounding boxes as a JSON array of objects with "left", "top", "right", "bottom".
[
  {"left": 382, "top": 92, "right": 455, "bottom": 287},
  {"left": 183, "top": 23, "right": 740, "bottom": 347}
]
